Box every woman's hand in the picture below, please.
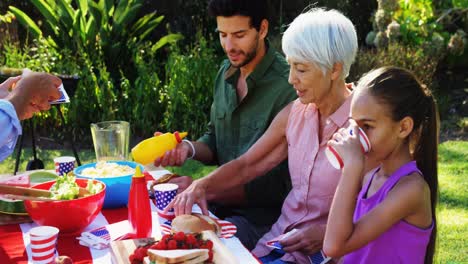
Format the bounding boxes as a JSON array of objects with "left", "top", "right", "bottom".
[
  {"left": 165, "top": 179, "right": 209, "bottom": 216},
  {"left": 280, "top": 225, "right": 325, "bottom": 255}
]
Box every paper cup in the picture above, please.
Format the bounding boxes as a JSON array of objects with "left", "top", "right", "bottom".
[
  {"left": 29, "top": 226, "right": 59, "bottom": 264},
  {"left": 153, "top": 183, "right": 178, "bottom": 219},
  {"left": 54, "top": 156, "right": 76, "bottom": 176},
  {"left": 326, "top": 127, "right": 371, "bottom": 169}
]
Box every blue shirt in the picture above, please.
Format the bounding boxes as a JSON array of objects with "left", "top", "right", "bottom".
[{"left": 0, "top": 99, "right": 22, "bottom": 161}]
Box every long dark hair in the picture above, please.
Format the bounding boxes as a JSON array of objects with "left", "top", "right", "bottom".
[{"left": 357, "top": 66, "right": 439, "bottom": 263}]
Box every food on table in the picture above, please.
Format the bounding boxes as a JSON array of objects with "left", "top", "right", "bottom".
[
  {"left": 55, "top": 255, "right": 73, "bottom": 264},
  {"left": 29, "top": 171, "right": 59, "bottom": 184},
  {"left": 80, "top": 161, "right": 135, "bottom": 177},
  {"left": 129, "top": 232, "right": 214, "bottom": 264},
  {"left": 147, "top": 249, "right": 209, "bottom": 264},
  {"left": 0, "top": 173, "right": 30, "bottom": 187},
  {"left": 0, "top": 195, "right": 26, "bottom": 215},
  {"left": 171, "top": 214, "right": 220, "bottom": 236},
  {"left": 0, "top": 171, "right": 58, "bottom": 214},
  {"left": 50, "top": 175, "right": 102, "bottom": 200}
]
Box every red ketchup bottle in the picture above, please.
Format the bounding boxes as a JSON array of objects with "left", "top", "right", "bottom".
[{"left": 128, "top": 166, "right": 152, "bottom": 238}]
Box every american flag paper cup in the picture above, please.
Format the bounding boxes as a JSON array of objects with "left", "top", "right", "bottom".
[
  {"left": 29, "top": 226, "right": 59, "bottom": 264},
  {"left": 153, "top": 183, "right": 178, "bottom": 220},
  {"left": 54, "top": 156, "right": 76, "bottom": 176}
]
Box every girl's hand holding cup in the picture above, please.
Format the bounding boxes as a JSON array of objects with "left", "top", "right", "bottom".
[{"left": 327, "top": 120, "right": 371, "bottom": 170}]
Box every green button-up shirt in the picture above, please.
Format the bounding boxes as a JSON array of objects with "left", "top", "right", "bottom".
[{"left": 198, "top": 47, "right": 297, "bottom": 226}]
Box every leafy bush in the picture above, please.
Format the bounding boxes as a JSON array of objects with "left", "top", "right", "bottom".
[
  {"left": 160, "top": 33, "right": 221, "bottom": 140},
  {"left": 349, "top": 43, "right": 449, "bottom": 116},
  {"left": 350, "top": 44, "right": 439, "bottom": 87},
  {"left": 9, "top": 0, "right": 182, "bottom": 81}
]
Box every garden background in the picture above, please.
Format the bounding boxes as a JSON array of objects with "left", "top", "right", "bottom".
[{"left": 0, "top": 0, "right": 466, "bottom": 262}]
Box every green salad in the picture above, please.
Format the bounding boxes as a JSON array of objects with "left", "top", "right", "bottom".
[{"left": 50, "top": 174, "right": 103, "bottom": 200}]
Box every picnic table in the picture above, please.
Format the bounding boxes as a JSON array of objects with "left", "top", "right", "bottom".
[{"left": 0, "top": 169, "right": 260, "bottom": 264}]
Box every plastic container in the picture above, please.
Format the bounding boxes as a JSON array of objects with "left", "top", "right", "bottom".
[
  {"left": 74, "top": 161, "right": 144, "bottom": 208},
  {"left": 128, "top": 166, "right": 152, "bottom": 238},
  {"left": 326, "top": 127, "right": 371, "bottom": 169},
  {"left": 131, "top": 131, "right": 187, "bottom": 165}
]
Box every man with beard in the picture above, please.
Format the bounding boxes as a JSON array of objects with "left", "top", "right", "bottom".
[{"left": 153, "top": 0, "right": 296, "bottom": 249}]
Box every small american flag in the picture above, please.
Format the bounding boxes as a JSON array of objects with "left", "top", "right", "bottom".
[
  {"left": 78, "top": 226, "right": 111, "bottom": 250},
  {"left": 89, "top": 226, "right": 111, "bottom": 241}
]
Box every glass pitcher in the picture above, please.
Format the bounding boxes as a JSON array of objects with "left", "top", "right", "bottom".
[{"left": 90, "top": 121, "right": 130, "bottom": 161}]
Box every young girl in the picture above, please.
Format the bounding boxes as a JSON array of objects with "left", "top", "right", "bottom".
[{"left": 323, "top": 67, "right": 438, "bottom": 263}]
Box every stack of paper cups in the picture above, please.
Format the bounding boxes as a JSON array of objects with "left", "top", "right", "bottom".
[
  {"left": 29, "top": 226, "right": 59, "bottom": 264},
  {"left": 326, "top": 127, "right": 371, "bottom": 169}
]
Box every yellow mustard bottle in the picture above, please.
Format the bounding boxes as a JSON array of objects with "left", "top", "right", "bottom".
[{"left": 131, "top": 131, "right": 187, "bottom": 165}]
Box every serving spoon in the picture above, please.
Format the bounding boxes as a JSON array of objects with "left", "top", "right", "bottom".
[{"left": 0, "top": 184, "right": 90, "bottom": 201}]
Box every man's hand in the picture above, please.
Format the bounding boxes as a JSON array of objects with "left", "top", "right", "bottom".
[
  {"left": 280, "top": 224, "right": 325, "bottom": 255},
  {"left": 164, "top": 179, "right": 209, "bottom": 216},
  {"left": 153, "top": 131, "right": 192, "bottom": 167},
  {"left": 167, "top": 176, "right": 193, "bottom": 193},
  {"left": 0, "top": 76, "right": 21, "bottom": 99},
  {"left": 6, "top": 72, "right": 61, "bottom": 120}
]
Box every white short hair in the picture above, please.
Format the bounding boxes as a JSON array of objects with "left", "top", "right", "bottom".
[{"left": 282, "top": 8, "right": 358, "bottom": 79}]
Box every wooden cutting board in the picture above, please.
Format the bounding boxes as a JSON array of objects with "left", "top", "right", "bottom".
[{"left": 110, "top": 231, "right": 239, "bottom": 264}]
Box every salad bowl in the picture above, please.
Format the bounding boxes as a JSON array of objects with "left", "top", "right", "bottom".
[{"left": 24, "top": 178, "right": 105, "bottom": 234}]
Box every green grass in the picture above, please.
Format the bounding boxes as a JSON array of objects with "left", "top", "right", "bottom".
[
  {"left": 436, "top": 141, "right": 468, "bottom": 263},
  {"left": 0, "top": 141, "right": 466, "bottom": 262}
]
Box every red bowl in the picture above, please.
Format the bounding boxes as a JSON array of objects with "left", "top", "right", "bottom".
[{"left": 24, "top": 179, "right": 106, "bottom": 234}]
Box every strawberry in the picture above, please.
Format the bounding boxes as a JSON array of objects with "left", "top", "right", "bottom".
[
  {"left": 162, "top": 234, "right": 172, "bottom": 242},
  {"left": 156, "top": 240, "right": 167, "bottom": 250},
  {"left": 208, "top": 250, "right": 214, "bottom": 262},
  {"left": 134, "top": 247, "right": 147, "bottom": 261},
  {"left": 185, "top": 234, "right": 197, "bottom": 246},
  {"left": 128, "top": 253, "right": 136, "bottom": 262},
  {"left": 173, "top": 231, "right": 186, "bottom": 242},
  {"left": 205, "top": 240, "right": 214, "bottom": 250},
  {"left": 167, "top": 239, "right": 178, "bottom": 250}
]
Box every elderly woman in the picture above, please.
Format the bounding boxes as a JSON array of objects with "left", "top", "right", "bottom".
[{"left": 168, "top": 8, "right": 359, "bottom": 263}]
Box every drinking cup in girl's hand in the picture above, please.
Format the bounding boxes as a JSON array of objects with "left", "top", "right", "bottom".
[{"left": 326, "top": 127, "right": 371, "bottom": 169}]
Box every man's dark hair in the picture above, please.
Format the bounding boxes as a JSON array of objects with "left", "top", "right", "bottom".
[{"left": 208, "top": 0, "right": 268, "bottom": 31}]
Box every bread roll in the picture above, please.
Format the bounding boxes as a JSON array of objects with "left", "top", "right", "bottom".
[{"left": 171, "top": 214, "right": 219, "bottom": 235}]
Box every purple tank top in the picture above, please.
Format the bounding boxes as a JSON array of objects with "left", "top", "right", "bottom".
[{"left": 344, "top": 161, "right": 433, "bottom": 264}]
